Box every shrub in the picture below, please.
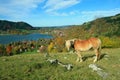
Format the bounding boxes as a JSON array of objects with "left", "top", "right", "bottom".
[
  {"left": 54, "top": 37, "right": 65, "bottom": 52},
  {"left": 6, "top": 44, "right": 13, "bottom": 56},
  {"left": 0, "top": 44, "right": 6, "bottom": 56},
  {"left": 47, "top": 42, "right": 54, "bottom": 53},
  {"left": 12, "top": 46, "right": 20, "bottom": 55},
  {"left": 99, "top": 36, "right": 120, "bottom": 48},
  {"left": 110, "top": 36, "right": 120, "bottom": 48}
]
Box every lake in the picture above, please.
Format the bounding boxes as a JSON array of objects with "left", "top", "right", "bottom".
[{"left": 0, "top": 33, "right": 53, "bottom": 44}]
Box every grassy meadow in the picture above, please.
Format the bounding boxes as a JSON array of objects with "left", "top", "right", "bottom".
[{"left": 0, "top": 48, "right": 120, "bottom": 80}]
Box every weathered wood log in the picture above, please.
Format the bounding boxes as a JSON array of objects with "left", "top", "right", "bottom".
[{"left": 47, "top": 59, "right": 73, "bottom": 70}]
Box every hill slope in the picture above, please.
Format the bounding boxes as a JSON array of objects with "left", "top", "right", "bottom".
[
  {"left": 84, "top": 13, "right": 120, "bottom": 37},
  {"left": 62, "top": 13, "right": 120, "bottom": 39},
  {"left": 0, "top": 48, "right": 120, "bottom": 80},
  {"left": 0, "top": 20, "right": 34, "bottom": 30}
]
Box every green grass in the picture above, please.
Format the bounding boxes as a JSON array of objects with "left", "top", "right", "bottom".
[{"left": 0, "top": 48, "right": 120, "bottom": 80}]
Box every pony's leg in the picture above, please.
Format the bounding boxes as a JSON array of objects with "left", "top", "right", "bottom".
[
  {"left": 66, "top": 46, "right": 69, "bottom": 51},
  {"left": 67, "top": 45, "right": 70, "bottom": 51},
  {"left": 93, "top": 49, "right": 99, "bottom": 62},
  {"left": 76, "top": 51, "right": 83, "bottom": 62}
]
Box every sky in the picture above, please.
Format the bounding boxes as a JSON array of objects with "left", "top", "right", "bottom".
[{"left": 0, "top": 0, "right": 120, "bottom": 27}]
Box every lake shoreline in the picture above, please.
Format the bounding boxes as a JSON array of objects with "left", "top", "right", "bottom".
[{"left": 0, "top": 33, "right": 53, "bottom": 45}]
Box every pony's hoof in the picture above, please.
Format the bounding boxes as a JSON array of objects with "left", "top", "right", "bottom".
[
  {"left": 80, "top": 60, "right": 83, "bottom": 62},
  {"left": 93, "top": 60, "right": 97, "bottom": 63},
  {"left": 76, "top": 60, "right": 79, "bottom": 62}
]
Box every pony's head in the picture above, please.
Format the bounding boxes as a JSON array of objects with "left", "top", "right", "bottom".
[{"left": 65, "top": 39, "right": 76, "bottom": 51}]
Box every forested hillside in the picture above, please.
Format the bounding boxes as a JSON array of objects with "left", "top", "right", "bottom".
[
  {"left": 0, "top": 20, "right": 34, "bottom": 30},
  {"left": 83, "top": 13, "right": 120, "bottom": 37},
  {"left": 63, "top": 13, "right": 120, "bottom": 39}
]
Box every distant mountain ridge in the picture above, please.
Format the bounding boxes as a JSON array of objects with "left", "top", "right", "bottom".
[{"left": 0, "top": 20, "right": 34, "bottom": 30}]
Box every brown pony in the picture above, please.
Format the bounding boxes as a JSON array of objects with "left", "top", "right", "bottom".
[{"left": 74, "top": 37, "right": 101, "bottom": 62}]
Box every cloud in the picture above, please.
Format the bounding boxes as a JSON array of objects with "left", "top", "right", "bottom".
[
  {"left": 43, "top": 0, "right": 80, "bottom": 13},
  {"left": 0, "top": 0, "right": 81, "bottom": 18},
  {"left": 81, "top": 8, "right": 120, "bottom": 19},
  {"left": 0, "top": 0, "right": 44, "bottom": 19},
  {"left": 45, "top": 10, "right": 80, "bottom": 16},
  {"left": 71, "top": 8, "right": 120, "bottom": 24},
  {"left": 10, "top": 0, "right": 42, "bottom": 8}
]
